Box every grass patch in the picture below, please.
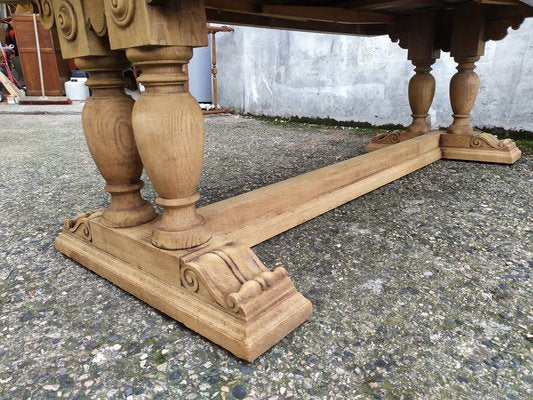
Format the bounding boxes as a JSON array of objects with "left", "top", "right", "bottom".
[
  {"left": 249, "top": 114, "right": 403, "bottom": 134},
  {"left": 515, "top": 139, "right": 533, "bottom": 155},
  {"left": 248, "top": 114, "right": 533, "bottom": 153}
]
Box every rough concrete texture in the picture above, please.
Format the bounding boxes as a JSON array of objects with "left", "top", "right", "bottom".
[
  {"left": 216, "top": 20, "right": 533, "bottom": 132},
  {"left": 0, "top": 102, "right": 84, "bottom": 115},
  {"left": 0, "top": 114, "right": 532, "bottom": 399}
]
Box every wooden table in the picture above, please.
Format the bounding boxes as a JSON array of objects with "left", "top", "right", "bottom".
[{"left": 8, "top": 0, "right": 532, "bottom": 361}]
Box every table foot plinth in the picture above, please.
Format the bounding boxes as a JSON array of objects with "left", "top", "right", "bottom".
[
  {"left": 366, "top": 131, "right": 521, "bottom": 164},
  {"left": 365, "top": 130, "right": 425, "bottom": 152},
  {"left": 440, "top": 132, "right": 521, "bottom": 164},
  {"left": 55, "top": 210, "right": 312, "bottom": 362}
]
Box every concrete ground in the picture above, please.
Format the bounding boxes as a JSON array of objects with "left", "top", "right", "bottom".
[{"left": 0, "top": 113, "right": 531, "bottom": 400}]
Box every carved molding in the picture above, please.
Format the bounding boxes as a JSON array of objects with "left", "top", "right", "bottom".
[
  {"left": 84, "top": 0, "right": 107, "bottom": 36},
  {"left": 181, "top": 242, "right": 298, "bottom": 321},
  {"left": 369, "top": 130, "right": 424, "bottom": 145},
  {"left": 37, "top": 0, "right": 55, "bottom": 29},
  {"left": 484, "top": 17, "right": 525, "bottom": 42},
  {"left": 389, "top": 31, "right": 408, "bottom": 49},
  {"left": 64, "top": 210, "right": 103, "bottom": 242},
  {"left": 57, "top": 0, "right": 78, "bottom": 41},
  {"left": 470, "top": 132, "right": 517, "bottom": 151},
  {"left": 109, "top": 0, "right": 136, "bottom": 28},
  {"left": 371, "top": 130, "right": 401, "bottom": 145}
]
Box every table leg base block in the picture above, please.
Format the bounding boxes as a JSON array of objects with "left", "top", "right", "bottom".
[
  {"left": 365, "top": 130, "right": 424, "bottom": 152},
  {"left": 55, "top": 213, "right": 312, "bottom": 362},
  {"left": 440, "top": 132, "right": 522, "bottom": 164}
]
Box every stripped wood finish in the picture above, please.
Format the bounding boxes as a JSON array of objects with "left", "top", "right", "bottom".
[{"left": 4, "top": 0, "right": 531, "bottom": 360}]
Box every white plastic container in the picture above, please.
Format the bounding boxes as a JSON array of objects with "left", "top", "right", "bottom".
[{"left": 65, "top": 78, "right": 89, "bottom": 101}]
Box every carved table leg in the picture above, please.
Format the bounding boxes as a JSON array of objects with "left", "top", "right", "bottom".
[
  {"left": 446, "top": 56, "right": 479, "bottom": 135},
  {"left": 126, "top": 46, "right": 212, "bottom": 250},
  {"left": 367, "top": 12, "right": 440, "bottom": 152},
  {"left": 47, "top": 0, "right": 312, "bottom": 362},
  {"left": 440, "top": 3, "right": 521, "bottom": 164},
  {"left": 366, "top": 59, "right": 437, "bottom": 152},
  {"left": 75, "top": 54, "right": 156, "bottom": 227}
]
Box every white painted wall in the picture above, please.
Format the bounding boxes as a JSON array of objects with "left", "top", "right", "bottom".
[{"left": 215, "top": 19, "right": 533, "bottom": 132}]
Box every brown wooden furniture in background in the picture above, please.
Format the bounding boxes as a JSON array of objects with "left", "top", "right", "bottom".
[{"left": 11, "top": 13, "right": 69, "bottom": 96}]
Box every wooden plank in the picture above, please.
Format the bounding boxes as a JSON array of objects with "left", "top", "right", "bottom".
[
  {"left": 0, "top": 71, "right": 25, "bottom": 98},
  {"left": 477, "top": 0, "right": 521, "bottom": 5},
  {"left": 66, "top": 133, "right": 441, "bottom": 250},
  {"left": 200, "top": 132, "right": 442, "bottom": 247},
  {"left": 260, "top": 5, "right": 395, "bottom": 24},
  {"left": 205, "top": 0, "right": 259, "bottom": 14},
  {"left": 206, "top": 9, "right": 389, "bottom": 36}
]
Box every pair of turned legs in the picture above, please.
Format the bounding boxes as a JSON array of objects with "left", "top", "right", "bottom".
[
  {"left": 367, "top": 55, "right": 485, "bottom": 148},
  {"left": 79, "top": 48, "right": 210, "bottom": 250}
]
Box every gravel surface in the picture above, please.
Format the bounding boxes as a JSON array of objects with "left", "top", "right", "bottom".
[{"left": 0, "top": 114, "right": 531, "bottom": 400}]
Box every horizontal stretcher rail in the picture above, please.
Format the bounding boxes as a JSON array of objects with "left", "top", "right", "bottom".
[{"left": 200, "top": 132, "right": 442, "bottom": 247}]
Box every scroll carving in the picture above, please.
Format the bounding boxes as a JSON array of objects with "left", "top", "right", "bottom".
[
  {"left": 181, "top": 242, "right": 298, "bottom": 321},
  {"left": 389, "top": 32, "right": 408, "bottom": 49},
  {"left": 57, "top": 0, "right": 78, "bottom": 41},
  {"left": 84, "top": 0, "right": 107, "bottom": 36},
  {"left": 64, "top": 210, "right": 103, "bottom": 242},
  {"left": 370, "top": 130, "right": 401, "bottom": 145},
  {"left": 470, "top": 133, "right": 517, "bottom": 151},
  {"left": 109, "top": 0, "right": 136, "bottom": 27},
  {"left": 37, "top": 0, "right": 55, "bottom": 29}
]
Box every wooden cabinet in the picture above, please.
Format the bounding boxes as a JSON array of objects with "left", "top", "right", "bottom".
[{"left": 11, "top": 14, "right": 71, "bottom": 97}]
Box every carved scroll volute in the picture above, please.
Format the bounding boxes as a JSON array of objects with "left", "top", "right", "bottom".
[
  {"left": 49, "top": 0, "right": 110, "bottom": 59},
  {"left": 180, "top": 241, "right": 301, "bottom": 321},
  {"left": 84, "top": 0, "right": 108, "bottom": 36},
  {"left": 36, "top": 0, "right": 55, "bottom": 29},
  {"left": 389, "top": 31, "right": 408, "bottom": 49},
  {"left": 103, "top": 0, "right": 207, "bottom": 50},
  {"left": 388, "top": 19, "right": 409, "bottom": 50}
]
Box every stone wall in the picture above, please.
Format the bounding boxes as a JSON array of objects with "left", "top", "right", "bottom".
[{"left": 215, "top": 20, "right": 533, "bottom": 132}]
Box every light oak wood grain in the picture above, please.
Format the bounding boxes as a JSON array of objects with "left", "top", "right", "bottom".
[
  {"left": 14, "top": 0, "right": 531, "bottom": 360},
  {"left": 75, "top": 54, "right": 156, "bottom": 227}
]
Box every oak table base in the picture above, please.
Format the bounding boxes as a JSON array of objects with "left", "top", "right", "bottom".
[
  {"left": 56, "top": 133, "right": 442, "bottom": 361},
  {"left": 439, "top": 132, "right": 522, "bottom": 164},
  {"left": 367, "top": 131, "right": 521, "bottom": 164},
  {"left": 56, "top": 224, "right": 312, "bottom": 362}
]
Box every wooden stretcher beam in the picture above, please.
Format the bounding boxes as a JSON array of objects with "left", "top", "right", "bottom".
[{"left": 201, "top": 132, "right": 442, "bottom": 247}]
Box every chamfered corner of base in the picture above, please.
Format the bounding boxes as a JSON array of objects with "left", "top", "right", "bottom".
[{"left": 239, "top": 294, "right": 313, "bottom": 362}]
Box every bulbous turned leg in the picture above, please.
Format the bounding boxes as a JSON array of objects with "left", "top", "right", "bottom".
[
  {"left": 126, "top": 45, "right": 212, "bottom": 250},
  {"left": 447, "top": 56, "right": 479, "bottom": 134},
  {"left": 407, "top": 62, "right": 435, "bottom": 134},
  {"left": 76, "top": 54, "right": 156, "bottom": 227},
  {"left": 440, "top": 56, "right": 521, "bottom": 164},
  {"left": 366, "top": 60, "right": 436, "bottom": 152}
]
